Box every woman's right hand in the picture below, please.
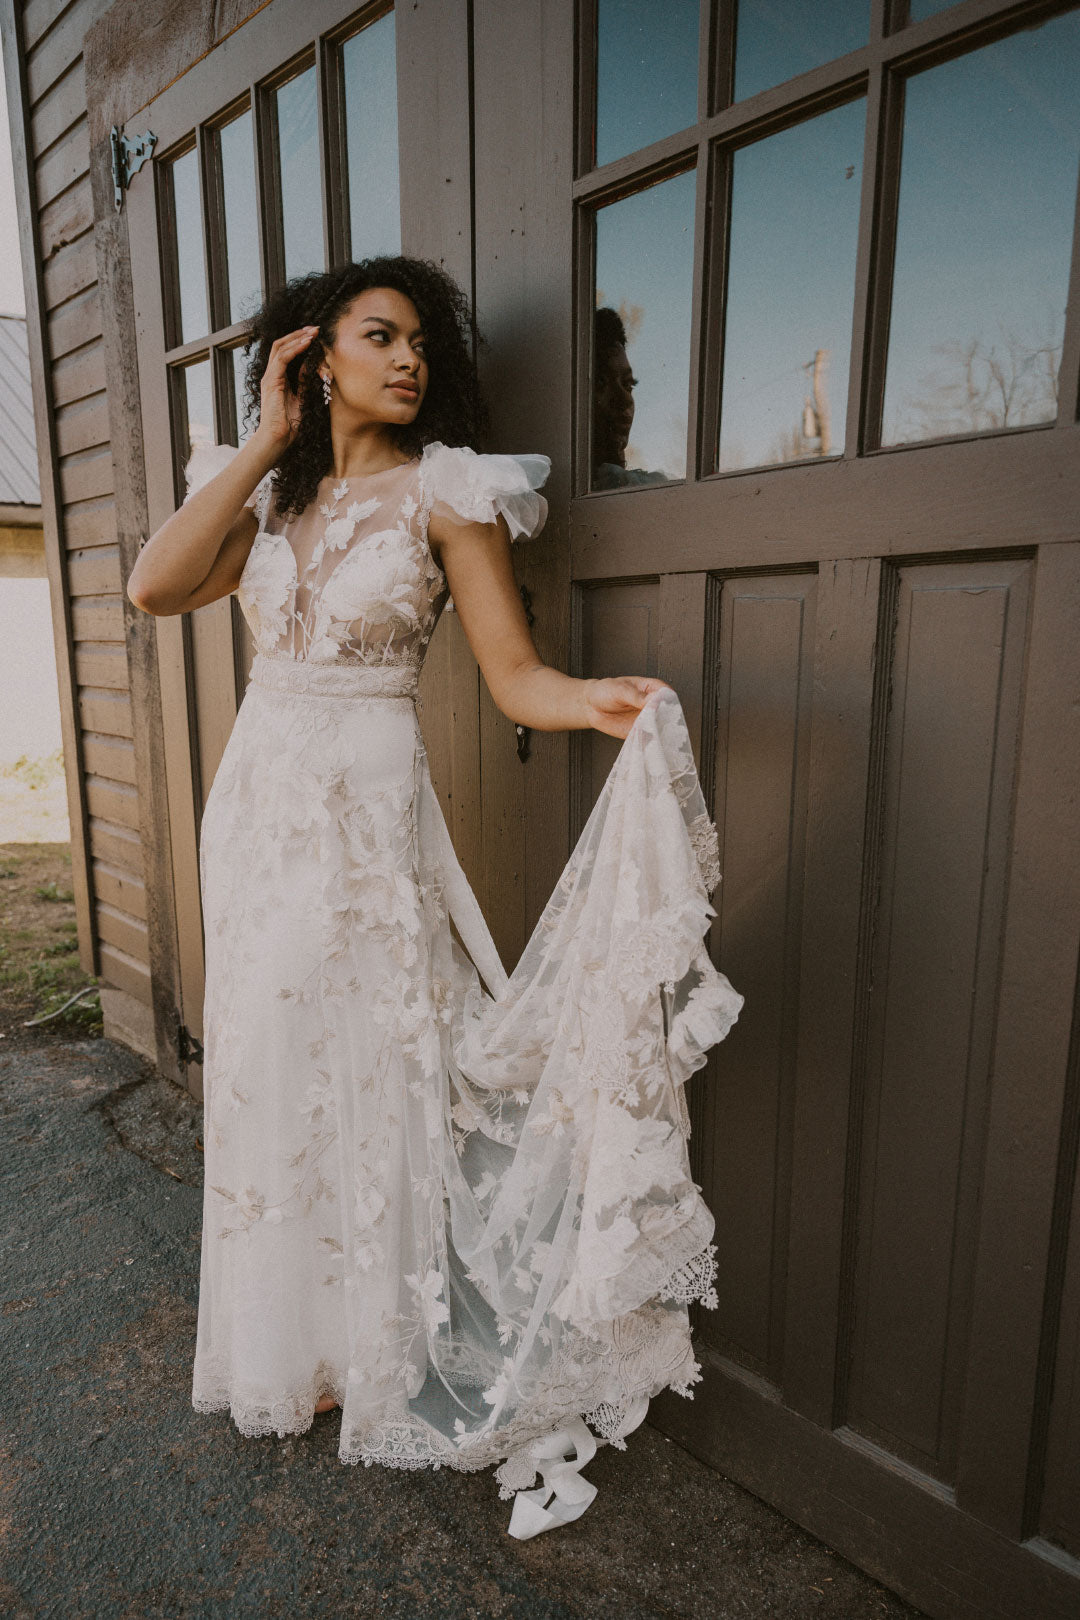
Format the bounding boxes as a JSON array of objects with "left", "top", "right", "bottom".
[{"left": 254, "top": 326, "right": 320, "bottom": 452}]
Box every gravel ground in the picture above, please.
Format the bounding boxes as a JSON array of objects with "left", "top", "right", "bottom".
[{"left": 0, "top": 1035, "right": 926, "bottom": 1620}]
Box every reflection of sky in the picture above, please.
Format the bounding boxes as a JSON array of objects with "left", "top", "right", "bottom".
[
  {"left": 734, "top": 0, "right": 869, "bottom": 104},
  {"left": 595, "top": 0, "right": 698, "bottom": 168},
  {"left": 720, "top": 98, "right": 864, "bottom": 470},
  {"left": 278, "top": 67, "right": 323, "bottom": 279},
  {"left": 344, "top": 14, "right": 401, "bottom": 259},
  {"left": 595, "top": 169, "right": 696, "bottom": 478},
  {"left": 184, "top": 359, "right": 214, "bottom": 458},
  {"left": 172, "top": 149, "right": 207, "bottom": 342},
  {"left": 220, "top": 111, "right": 261, "bottom": 321},
  {"left": 883, "top": 11, "right": 1080, "bottom": 443}
]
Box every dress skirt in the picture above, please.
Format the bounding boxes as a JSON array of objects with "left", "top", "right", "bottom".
[{"left": 191, "top": 651, "right": 744, "bottom": 1509}]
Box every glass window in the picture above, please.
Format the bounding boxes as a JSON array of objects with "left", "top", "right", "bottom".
[
  {"left": 276, "top": 66, "right": 323, "bottom": 278},
  {"left": 181, "top": 360, "right": 214, "bottom": 460},
  {"left": 592, "top": 168, "right": 696, "bottom": 488},
  {"left": 733, "top": 0, "right": 868, "bottom": 103},
  {"left": 594, "top": 0, "right": 698, "bottom": 169},
  {"left": 717, "top": 100, "right": 864, "bottom": 473},
  {"left": 906, "top": 0, "right": 958, "bottom": 21},
  {"left": 219, "top": 110, "right": 261, "bottom": 322},
  {"left": 231, "top": 347, "right": 252, "bottom": 444},
  {"left": 343, "top": 14, "right": 401, "bottom": 258},
  {"left": 171, "top": 148, "right": 207, "bottom": 342},
  {"left": 881, "top": 12, "right": 1080, "bottom": 446}
]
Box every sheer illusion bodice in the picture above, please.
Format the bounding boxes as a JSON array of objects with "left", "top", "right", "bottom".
[
  {"left": 189, "top": 439, "right": 550, "bottom": 675},
  {"left": 183, "top": 438, "right": 744, "bottom": 1539}
]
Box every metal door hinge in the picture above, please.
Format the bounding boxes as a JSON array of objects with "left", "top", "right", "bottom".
[
  {"left": 176, "top": 1016, "right": 204, "bottom": 1068},
  {"left": 110, "top": 125, "right": 157, "bottom": 212}
]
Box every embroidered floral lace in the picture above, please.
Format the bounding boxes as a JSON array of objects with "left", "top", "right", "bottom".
[{"left": 184, "top": 438, "right": 745, "bottom": 1519}]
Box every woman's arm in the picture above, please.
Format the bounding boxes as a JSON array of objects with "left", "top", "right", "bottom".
[
  {"left": 429, "top": 511, "right": 672, "bottom": 739},
  {"left": 126, "top": 435, "right": 271, "bottom": 615},
  {"left": 127, "top": 326, "right": 316, "bottom": 616}
]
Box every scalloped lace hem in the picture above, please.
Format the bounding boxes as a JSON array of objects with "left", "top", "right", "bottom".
[{"left": 191, "top": 1242, "right": 719, "bottom": 1493}]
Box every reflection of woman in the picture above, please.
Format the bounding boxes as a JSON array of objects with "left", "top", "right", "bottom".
[
  {"left": 591, "top": 306, "right": 670, "bottom": 490},
  {"left": 127, "top": 255, "right": 742, "bottom": 1537}
]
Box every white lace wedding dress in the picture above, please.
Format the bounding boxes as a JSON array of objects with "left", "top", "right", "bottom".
[{"left": 183, "top": 437, "right": 744, "bottom": 1535}]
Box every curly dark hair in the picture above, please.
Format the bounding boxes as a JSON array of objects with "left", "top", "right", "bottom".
[{"left": 238, "top": 255, "right": 492, "bottom": 520}]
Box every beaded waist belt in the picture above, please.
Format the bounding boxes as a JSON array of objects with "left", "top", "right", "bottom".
[{"left": 248, "top": 653, "right": 419, "bottom": 700}]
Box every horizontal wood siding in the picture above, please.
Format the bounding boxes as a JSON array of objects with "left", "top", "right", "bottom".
[{"left": 9, "top": 0, "right": 151, "bottom": 1012}]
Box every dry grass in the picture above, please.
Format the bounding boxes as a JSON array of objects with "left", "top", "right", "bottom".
[{"left": 0, "top": 752, "right": 94, "bottom": 1043}]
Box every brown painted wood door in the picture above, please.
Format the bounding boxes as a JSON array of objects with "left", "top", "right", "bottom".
[
  {"left": 533, "top": 1, "right": 1080, "bottom": 1615},
  {"left": 123, "top": 0, "right": 476, "bottom": 1090}
]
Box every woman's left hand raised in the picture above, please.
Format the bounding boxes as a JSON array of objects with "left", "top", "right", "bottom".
[{"left": 582, "top": 675, "right": 675, "bottom": 739}]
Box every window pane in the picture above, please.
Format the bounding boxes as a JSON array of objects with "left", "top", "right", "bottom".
[
  {"left": 595, "top": 0, "right": 698, "bottom": 169},
  {"left": 882, "top": 13, "right": 1080, "bottom": 446},
  {"left": 181, "top": 360, "right": 214, "bottom": 460},
  {"left": 172, "top": 149, "right": 207, "bottom": 342},
  {"left": 220, "top": 111, "right": 261, "bottom": 322},
  {"left": 592, "top": 169, "right": 696, "bottom": 488},
  {"left": 717, "top": 100, "right": 864, "bottom": 473},
  {"left": 277, "top": 66, "right": 323, "bottom": 278},
  {"left": 231, "top": 347, "right": 252, "bottom": 444},
  {"left": 343, "top": 14, "right": 401, "bottom": 258},
  {"left": 734, "top": 0, "right": 868, "bottom": 104},
  {"left": 906, "top": 0, "right": 957, "bottom": 20}
]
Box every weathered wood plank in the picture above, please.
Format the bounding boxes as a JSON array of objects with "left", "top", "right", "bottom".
[
  {"left": 84, "top": 774, "right": 138, "bottom": 828},
  {"left": 87, "top": 815, "right": 144, "bottom": 878},
  {"left": 34, "top": 112, "right": 87, "bottom": 207},
  {"left": 54, "top": 391, "right": 110, "bottom": 459},
  {"left": 82, "top": 732, "right": 137, "bottom": 786},
  {"left": 29, "top": 60, "right": 86, "bottom": 167},
  {"left": 41, "top": 230, "right": 96, "bottom": 308},
  {"left": 95, "top": 899, "right": 148, "bottom": 961},
  {"left": 51, "top": 338, "right": 106, "bottom": 407},
  {"left": 97, "top": 940, "right": 152, "bottom": 1002},
  {"left": 63, "top": 495, "right": 116, "bottom": 550},
  {"left": 25, "top": 0, "right": 112, "bottom": 107},
  {"left": 71, "top": 594, "right": 123, "bottom": 641},
  {"left": 91, "top": 859, "right": 146, "bottom": 921},
  {"left": 74, "top": 641, "right": 128, "bottom": 689},
  {"left": 67, "top": 542, "right": 120, "bottom": 595},
  {"left": 38, "top": 171, "right": 93, "bottom": 260},
  {"left": 59, "top": 442, "right": 113, "bottom": 503},
  {"left": 78, "top": 685, "right": 133, "bottom": 738}
]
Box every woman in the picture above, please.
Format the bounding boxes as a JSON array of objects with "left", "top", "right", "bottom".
[{"left": 128, "top": 254, "right": 743, "bottom": 1538}]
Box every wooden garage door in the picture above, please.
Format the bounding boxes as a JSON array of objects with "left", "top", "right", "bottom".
[{"left": 560, "top": 2, "right": 1080, "bottom": 1616}]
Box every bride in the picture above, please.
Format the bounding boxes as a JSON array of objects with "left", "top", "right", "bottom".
[{"left": 127, "top": 254, "right": 743, "bottom": 1538}]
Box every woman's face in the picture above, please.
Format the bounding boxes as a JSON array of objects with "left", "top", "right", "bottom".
[
  {"left": 319, "top": 286, "right": 429, "bottom": 424},
  {"left": 593, "top": 342, "right": 636, "bottom": 464}
]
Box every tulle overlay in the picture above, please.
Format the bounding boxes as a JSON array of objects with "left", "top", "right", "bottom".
[{"left": 187, "top": 440, "right": 744, "bottom": 1510}]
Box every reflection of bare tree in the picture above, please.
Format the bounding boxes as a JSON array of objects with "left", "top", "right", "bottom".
[{"left": 889, "top": 322, "right": 1061, "bottom": 442}]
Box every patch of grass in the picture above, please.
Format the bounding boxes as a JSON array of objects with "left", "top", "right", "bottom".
[
  {"left": 0, "top": 842, "right": 101, "bottom": 1040},
  {"left": 34, "top": 881, "right": 74, "bottom": 903}
]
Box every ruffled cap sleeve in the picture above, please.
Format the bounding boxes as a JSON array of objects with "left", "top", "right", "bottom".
[
  {"left": 418, "top": 441, "right": 551, "bottom": 542},
  {"left": 183, "top": 440, "right": 273, "bottom": 527}
]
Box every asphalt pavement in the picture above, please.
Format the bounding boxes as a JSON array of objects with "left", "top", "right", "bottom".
[{"left": 0, "top": 1036, "right": 926, "bottom": 1620}]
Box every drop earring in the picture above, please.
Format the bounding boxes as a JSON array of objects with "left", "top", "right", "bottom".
[{"left": 322, "top": 373, "right": 332, "bottom": 406}]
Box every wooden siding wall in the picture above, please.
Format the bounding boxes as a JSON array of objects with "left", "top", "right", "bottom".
[
  {"left": 4, "top": 0, "right": 279, "bottom": 1065},
  {"left": 3, "top": 0, "right": 155, "bottom": 1054}
]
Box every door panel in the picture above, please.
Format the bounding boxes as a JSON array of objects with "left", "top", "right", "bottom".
[{"left": 562, "top": 0, "right": 1080, "bottom": 1613}]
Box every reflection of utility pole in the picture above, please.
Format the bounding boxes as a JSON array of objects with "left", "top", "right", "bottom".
[{"left": 801, "top": 348, "right": 831, "bottom": 455}]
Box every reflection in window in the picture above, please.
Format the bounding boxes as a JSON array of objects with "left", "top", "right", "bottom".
[
  {"left": 277, "top": 66, "right": 323, "bottom": 278},
  {"left": 181, "top": 360, "right": 214, "bottom": 461},
  {"left": 595, "top": 0, "right": 698, "bottom": 169},
  {"left": 592, "top": 169, "right": 696, "bottom": 488},
  {"left": 882, "top": 13, "right": 1080, "bottom": 446},
  {"left": 717, "top": 100, "right": 864, "bottom": 473},
  {"left": 219, "top": 111, "right": 261, "bottom": 322},
  {"left": 734, "top": 0, "right": 868, "bottom": 103},
  {"left": 343, "top": 14, "right": 400, "bottom": 258},
  {"left": 172, "top": 149, "right": 207, "bottom": 342},
  {"left": 231, "top": 347, "right": 252, "bottom": 444}
]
